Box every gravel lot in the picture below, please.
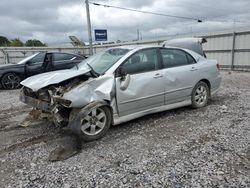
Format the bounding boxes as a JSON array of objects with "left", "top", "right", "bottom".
[{"left": 0, "top": 71, "right": 249, "bottom": 187}]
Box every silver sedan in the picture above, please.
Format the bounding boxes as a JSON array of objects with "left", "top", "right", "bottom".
[{"left": 20, "top": 44, "right": 221, "bottom": 141}]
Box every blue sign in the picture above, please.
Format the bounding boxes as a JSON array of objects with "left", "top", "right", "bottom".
[{"left": 94, "top": 29, "right": 107, "bottom": 41}]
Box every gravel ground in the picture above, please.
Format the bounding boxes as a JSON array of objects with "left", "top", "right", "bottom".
[{"left": 0, "top": 71, "right": 249, "bottom": 187}]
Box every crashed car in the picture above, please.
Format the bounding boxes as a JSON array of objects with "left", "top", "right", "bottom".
[{"left": 20, "top": 41, "right": 221, "bottom": 141}]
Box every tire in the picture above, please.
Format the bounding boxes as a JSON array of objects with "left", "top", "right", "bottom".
[
  {"left": 191, "top": 81, "right": 209, "bottom": 108},
  {"left": 69, "top": 105, "right": 111, "bottom": 142},
  {"left": 1, "top": 73, "right": 21, "bottom": 89}
]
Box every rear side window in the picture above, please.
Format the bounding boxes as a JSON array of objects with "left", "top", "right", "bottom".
[
  {"left": 122, "top": 48, "right": 158, "bottom": 74},
  {"left": 160, "top": 49, "right": 196, "bottom": 68},
  {"left": 186, "top": 53, "right": 196, "bottom": 64},
  {"left": 53, "top": 53, "right": 75, "bottom": 61}
]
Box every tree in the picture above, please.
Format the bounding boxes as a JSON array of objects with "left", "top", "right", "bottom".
[
  {"left": 10, "top": 38, "right": 24, "bottom": 47},
  {"left": 0, "top": 36, "right": 10, "bottom": 46},
  {"left": 25, "top": 39, "right": 47, "bottom": 47}
]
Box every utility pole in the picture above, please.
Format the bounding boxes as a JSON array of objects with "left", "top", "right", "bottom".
[{"left": 85, "top": 0, "right": 93, "bottom": 55}]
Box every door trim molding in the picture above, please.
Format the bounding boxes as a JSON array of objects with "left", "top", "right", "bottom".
[
  {"left": 119, "top": 91, "right": 165, "bottom": 104},
  {"left": 114, "top": 98, "right": 191, "bottom": 125}
]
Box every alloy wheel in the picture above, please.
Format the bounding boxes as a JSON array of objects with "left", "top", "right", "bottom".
[
  {"left": 80, "top": 107, "right": 107, "bottom": 136},
  {"left": 2, "top": 73, "right": 21, "bottom": 89},
  {"left": 194, "top": 85, "right": 208, "bottom": 106}
]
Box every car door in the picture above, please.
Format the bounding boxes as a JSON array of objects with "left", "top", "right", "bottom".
[
  {"left": 52, "top": 53, "right": 79, "bottom": 71},
  {"left": 115, "top": 48, "right": 165, "bottom": 117},
  {"left": 25, "top": 52, "right": 46, "bottom": 77},
  {"left": 159, "top": 48, "right": 200, "bottom": 105}
]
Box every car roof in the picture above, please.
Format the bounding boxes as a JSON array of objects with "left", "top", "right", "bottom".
[
  {"left": 48, "top": 52, "right": 85, "bottom": 58},
  {"left": 108, "top": 44, "right": 194, "bottom": 51},
  {"left": 110, "top": 45, "right": 158, "bottom": 50}
]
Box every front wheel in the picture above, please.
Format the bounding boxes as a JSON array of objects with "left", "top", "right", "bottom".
[
  {"left": 1, "top": 73, "right": 21, "bottom": 89},
  {"left": 69, "top": 105, "right": 111, "bottom": 142},
  {"left": 191, "top": 81, "right": 209, "bottom": 108}
]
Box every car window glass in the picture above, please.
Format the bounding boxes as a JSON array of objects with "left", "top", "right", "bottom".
[
  {"left": 160, "top": 49, "right": 190, "bottom": 68},
  {"left": 122, "top": 49, "right": 158, "bottom": 74},
  {"left": 75, "top": 56, "right": 84, "bottom": 60},
  {"left": 53, "top": 53, "right": 75, "bottom": 61},
  {"left": 28, "top": 52, "right": 46, "bottom": 65},
  {"left": 77, "top": 48, "right": 130, "bottom": 74},
  {"left": 186, "top": 53, "right": 196, "bottom": 64}
]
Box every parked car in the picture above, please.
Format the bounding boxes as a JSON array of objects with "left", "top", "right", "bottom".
[
  {"left": 0, "top": 52, "right": 86, "bottom": 89},
  {"left": 20, "top": 43, "right": 221, "bottom": 141}
]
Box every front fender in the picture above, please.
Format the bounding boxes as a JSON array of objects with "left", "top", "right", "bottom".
[{"left": 62, "top": 75, "right": 115, "bottom": 108}]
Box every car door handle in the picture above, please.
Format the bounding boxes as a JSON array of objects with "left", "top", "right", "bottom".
[
  {"left": 190, "top": 67, "right": 198, "bottom": 71},
  {"left": 153, "top": 73, "right": 163, "bottom": 78}
]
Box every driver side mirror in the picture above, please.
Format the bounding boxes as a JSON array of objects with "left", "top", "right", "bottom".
[
  {"left": 117, "top": 67, "right": 130, "bottom": 90},
  {"left": 117, "top": 66, "right": 127, "bottom": 81}
]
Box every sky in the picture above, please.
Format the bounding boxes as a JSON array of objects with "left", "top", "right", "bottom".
[{"left": 0, "top": 0, "right": 250, "bottom": 46}]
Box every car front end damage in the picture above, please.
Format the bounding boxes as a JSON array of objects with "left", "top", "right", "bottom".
[
  {"left": 19, "top": 73, "right": 115, "bottom": 127},
  {"left": 20, "top": 87, "right": 72, "bottom": 126}
]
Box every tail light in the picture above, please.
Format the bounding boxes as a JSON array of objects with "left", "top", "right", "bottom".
[{"left": 216, "top": 63, "right": 220, "bottom": 71}]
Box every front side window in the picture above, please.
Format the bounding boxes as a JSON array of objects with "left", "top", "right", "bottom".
[
  {"left": 160, "top": 49, "right": 195, "bottom": 68},
  {"left": 28, "top": 52, "right": 46, "bottom": 65},
  {"left": 122, "top": 48, "right": 158, "bottom": 74}
]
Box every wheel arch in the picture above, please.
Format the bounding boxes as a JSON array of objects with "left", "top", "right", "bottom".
[
  {"left": 198, "top": 79, "right": 211, "bottom": 96},
  {"left": 103, "top": 99, "right": 114, "bottom": 125},
  {"left": 69, "top": 100, "right": 113, "bottom": 124},
  {"left": 2, "top": 71, "right": 25, "bottom": 80}
]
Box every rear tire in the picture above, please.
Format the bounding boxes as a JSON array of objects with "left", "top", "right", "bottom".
[
  {"left": 1, "top": 73, "right": 21, "bottom": 89},
  {"left": 69, "top": 105, "right": 111, "bottom": 142},
  {"left": 191, "top": 81, "right": 209, "bottom": 108}
]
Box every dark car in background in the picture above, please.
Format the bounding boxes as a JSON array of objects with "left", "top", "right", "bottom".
[{"left": 0, "top": 52, "right": 86, "bottom": 89}]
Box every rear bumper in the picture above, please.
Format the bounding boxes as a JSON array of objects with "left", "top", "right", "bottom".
[{"left": 20, "top": 91, "right": 51, "bottom": 112}]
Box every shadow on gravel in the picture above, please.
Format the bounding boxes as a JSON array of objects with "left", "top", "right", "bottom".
[
  {"left": 48, "top": 93, "right": 237, "bottom": 162},
  {"left": 48, "top": 130, "right": 82, "bottom": 162},
  {"left": 4, "top": 96, "right": 231, "bottom": 162},
  {"left": 48, "top": 108, "right": 190, "bottom": 162}
]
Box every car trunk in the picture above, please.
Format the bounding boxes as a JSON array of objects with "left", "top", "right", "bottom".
[{"left": 162, "top": 37, "right": 207, "bottom": 57}]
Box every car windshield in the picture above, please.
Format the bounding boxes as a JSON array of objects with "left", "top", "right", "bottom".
[
  {"left": 17, "top": 53, "right": 39, "bottom": 64},
  {"left": 77, "top": 48, "right": 130, "bottom": 74}
]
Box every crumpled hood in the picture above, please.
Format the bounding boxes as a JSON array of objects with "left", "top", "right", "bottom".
[{"left": 21, "top": 68, "right": 91, "bottom": 91}]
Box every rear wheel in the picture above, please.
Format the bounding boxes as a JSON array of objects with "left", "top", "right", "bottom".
[
  {"left": 1, "top": 73, "right": 21, "bottom": 89},
  {"left": 191, "top": 81, "right": 209, "bottom": 108},
  {"left": 69, "top": 105, "right": 111, "bottom": 141}
]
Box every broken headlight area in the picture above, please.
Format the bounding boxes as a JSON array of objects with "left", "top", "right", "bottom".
[
  {"left": 51, "top": 105, "right": 71, "bottom": 127},
  {"left": 22, "top": 86, "right": 50, "bottom": 102},
  {"left": 46, "top": 88, "right": 79, "bottom": 127},
  {"left": 21, "top": 87, "right": 72, "bottom": 127},
  {"left": 20, "top": 87, "right": 51, "bottom": 112},
  {"left": 52, "top": 98, "right": 72, "bottom": 107},
  {"left": 20, "top": 74, "right": 92, "bottom": 127}
]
